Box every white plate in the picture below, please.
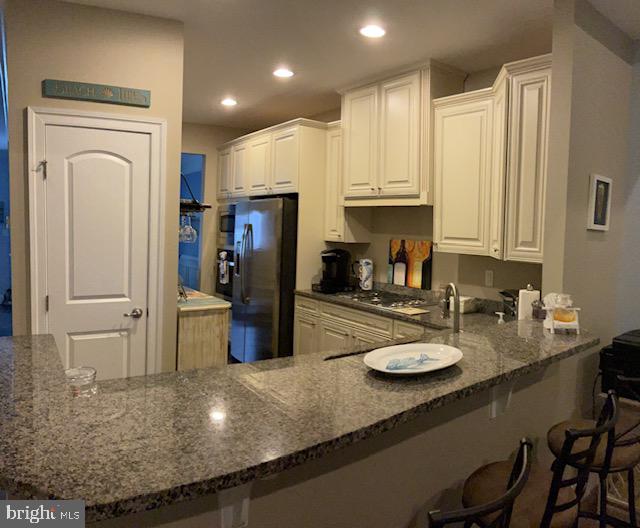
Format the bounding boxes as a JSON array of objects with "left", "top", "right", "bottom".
[{"left": 363, "top": 343, "right": 463, "bottom": 375}]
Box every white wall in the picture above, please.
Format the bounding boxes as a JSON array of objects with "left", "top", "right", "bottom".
[
  {"left": 5, "top": 0, "right": 184, "bottom": 370},
  {"left": 617, "top": 55, "right": 640, "bottom": 334},
  {"left": 543, "top": 0, "right": 635, "bottom": 346}
]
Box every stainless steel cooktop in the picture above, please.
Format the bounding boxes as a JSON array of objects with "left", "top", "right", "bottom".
[{"left": 335, "top": 290, "right": 432, "bottom": 309}]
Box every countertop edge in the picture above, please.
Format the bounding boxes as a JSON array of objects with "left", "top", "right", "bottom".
[
  {"left": 295, "top": 289, "right": 449, "bottom": 330},
  {"left": 76, "top": 334, "right": 599, "bottom": 522}
]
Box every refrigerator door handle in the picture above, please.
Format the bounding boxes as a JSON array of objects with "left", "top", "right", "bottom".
[
  {"left": 241, "top": 224, "right": 253, "bottom": 304},
  {"left": 234, "top": 239, "right": 242, "bottom": 277}
]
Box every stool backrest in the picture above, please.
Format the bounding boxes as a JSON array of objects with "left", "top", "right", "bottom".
[
  {"left": 540, "top": 390, "right": 618, "bottom": 527},
  {"left": 428, "top": 438, "right": 532, "bottom": 528}
]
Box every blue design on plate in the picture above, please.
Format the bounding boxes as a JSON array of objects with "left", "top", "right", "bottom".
[{"left": 386, "top": 353, "right": 437, "bottom": 371}]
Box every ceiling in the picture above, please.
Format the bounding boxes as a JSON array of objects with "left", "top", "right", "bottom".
[
  {"left": 589, "top": 0, "right": 640, "bottom": 40},
  {"left": 68, "top": 0, "right": 555, "bottom": 131}
]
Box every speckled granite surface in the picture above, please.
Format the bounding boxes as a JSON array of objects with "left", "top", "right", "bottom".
[
  {"left": 0, "top": 323, "right": 598, "bottom": 522},
  {"left": 295, "top": 289, "right": 504, "bottom": 330}
]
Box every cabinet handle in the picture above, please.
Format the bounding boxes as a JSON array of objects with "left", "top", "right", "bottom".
[{"left": 493, "top": 248, "right": 499, "bottom": 253}]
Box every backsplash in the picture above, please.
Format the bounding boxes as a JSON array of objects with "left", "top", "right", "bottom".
[{"left": 326, "top": 206, "right": 542, "bottom": 301}]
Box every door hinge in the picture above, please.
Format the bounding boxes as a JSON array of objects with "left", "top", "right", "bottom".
[
  {"left": 37, "top": 160, "right": 48, "bottom": 179},
  {"left": 45, "top": 295, "right": 49, "bottom": 312}
]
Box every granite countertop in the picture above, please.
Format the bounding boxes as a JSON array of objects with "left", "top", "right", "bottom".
[
  {"left": 295, "top": 289, "right": 500, "bottom": 330},
  {"left": 0, "top": 324, "right": 598, "bottom": 522},
  {"left": 178, "top": 289, "right": 231, "bottom": 312}
]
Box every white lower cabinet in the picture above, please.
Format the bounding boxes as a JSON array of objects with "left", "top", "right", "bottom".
[
  {"left": 293, "top": 311, "right": 318, "bottom": 356},
  {"left": 294, "top": 296, "right": 433, "bottom": 355},
  {"left": 318, "top": 319, "right": 353, "bottom": 353}
]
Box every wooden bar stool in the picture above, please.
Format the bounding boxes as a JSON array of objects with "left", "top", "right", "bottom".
[
  {"left": 428, "top": 438, "right": 532, "bottom": 527},
  {"left": 430, "top": 391, "right": 618, "bottom": 528},
  {"left": 547, "top": 377, "right": 640, "bottom": 527}
]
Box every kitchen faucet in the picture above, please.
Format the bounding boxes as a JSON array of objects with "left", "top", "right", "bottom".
[{"left": 444, "top": 282, "right": 461, "bottom": 334}]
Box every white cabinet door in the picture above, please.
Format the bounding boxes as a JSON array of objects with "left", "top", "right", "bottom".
[
  {"left": 217, "top": 147, "right": 232, "bottom": 199},
  {"left": 433, "top": 94, "right": 494, "bottom": 256},
  {"left": 231, "top": 142, "right": 248, "bottom": 197},
  {"left": 342, "top": 85, "right": 379, "bottom": 197},
  {"left": 351, "top": 329, "right": 389, "bottom": 348},
  {"left": 378, "top": 72, "right": 421, "bottom": 197},
  {"left": 324, "top": 126, "right": 345, "bottom": 242},
  {"left": 318, "top": 319, "right": 352, "bottom": 353},
  {"left": 294, "top": 312, "right": 318, "bottom": 355},
  {"left": 271, "top": 126, "right": 299, "bottom": 193},
  {"left": 505, "top": 68, "right": 550, "bottom": 263},
  {"left": 247, "top": 133, "right": 272, "bottom": 195},
  {"left": 489, "top": 76, "right": 509, "bottom": 260}
]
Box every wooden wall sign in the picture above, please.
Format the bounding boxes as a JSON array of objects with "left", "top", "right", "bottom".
[{"left": 42, "top": 79, "right": 150, "bottom": 108}]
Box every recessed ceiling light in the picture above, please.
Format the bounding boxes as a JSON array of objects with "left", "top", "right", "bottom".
[
  {"left": 273, "top": 68, "right": 294, "bottom": 78},
  {"left": 359, "top": 25, "right": 385, "bottom": 38},
  {"left": 221, "top": 97, "right": 237, "bottom": 107}
]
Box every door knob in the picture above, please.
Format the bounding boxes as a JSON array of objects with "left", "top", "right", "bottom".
[{"left": 124, "top": 308, "right": 144, "bottom": 319}]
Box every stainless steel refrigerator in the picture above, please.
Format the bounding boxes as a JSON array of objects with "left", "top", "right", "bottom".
[{"left": 231, "top": 197, "right": 298, "bottom": 363}]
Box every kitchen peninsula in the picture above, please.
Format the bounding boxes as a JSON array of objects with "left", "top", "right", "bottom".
[{"left": 0, "top": 318, "right": 597, "bottom": 525}]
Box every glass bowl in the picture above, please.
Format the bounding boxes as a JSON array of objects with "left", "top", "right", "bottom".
[{"left": 65, "top": 366, "right": 97, "bottom": 397}]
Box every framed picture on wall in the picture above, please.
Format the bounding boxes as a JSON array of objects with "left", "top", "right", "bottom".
[{"left": 587, "top": 174, "right": 612, "bottom": 231}]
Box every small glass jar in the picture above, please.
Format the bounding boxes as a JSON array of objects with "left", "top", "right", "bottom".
[{"left": 65, "top": 366, "right": 97, "bottom": 397}]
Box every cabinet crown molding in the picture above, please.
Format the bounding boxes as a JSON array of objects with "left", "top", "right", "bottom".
[
  {"left": 336, "top": 58, "right": 466, "bottom": 94},
  {"left": 218, "top": 117, "right": 328, "bottom": 150}
]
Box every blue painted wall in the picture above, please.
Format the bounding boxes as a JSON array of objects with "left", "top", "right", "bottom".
[{"left": 178, "top": 153, "right": 204, "bottom": 290}]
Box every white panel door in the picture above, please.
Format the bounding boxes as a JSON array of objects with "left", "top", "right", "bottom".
[
  {"left": 44, "top": 124, "right": 150, "bottom": 379},
  {"left": 489, "top": 76, "right": 509, "bottom": 260},
  {"left": 271, "top": 126, "right": 299, "bottom": 193},
  {"left": 378, "top": 72, "right": 421, "bottom": 197},
  {"left": 342, "top": 85, "right": 379, "bottom": 197},
  {"left": 247, "top": 133, "right": 272, "bottom": 195},
  {"left": 505, "top": 68, "right": 550, "bottom": 263},
  {"left": 231, "top": 143, "right": 248, "bottom": 196},
  {"left": 293, "top": 312, "right": 318, "bottom": 355},
  {"left": 318, "top": 319, "right": 352, "bottom": 353},
  {"left": 433, "top": 94, "right": 494, "bottom": 256},
  {"left": 217, "top": 147, "right": 232, "bottom": 199},
  {"left": 324, "top": 126, "right": 345, "bottom": 241}
]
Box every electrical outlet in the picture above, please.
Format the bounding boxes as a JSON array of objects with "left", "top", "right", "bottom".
[{"left": 485, "top": 270, "right": 494, "bottom": 288}]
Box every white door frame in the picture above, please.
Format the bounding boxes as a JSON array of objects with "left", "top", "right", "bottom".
[{"left": 27, "top": 106, "right": 168, "bottom": 375}]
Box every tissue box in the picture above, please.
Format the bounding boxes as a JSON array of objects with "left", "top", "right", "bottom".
[{"left": 450, "top": 296, "right": 478, "bottom": 314}]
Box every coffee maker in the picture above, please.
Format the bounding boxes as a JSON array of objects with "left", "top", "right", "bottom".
[{"left": 318, "top": 249, "right": 352, "bottom": 293}]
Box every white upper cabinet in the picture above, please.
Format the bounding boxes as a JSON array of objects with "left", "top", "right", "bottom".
[
  {"left": 271, "top": 126, "right": 299, "bottom": 193},
  {"left": 323, "top": 122, "right": 371, "bottom": 243},
  {"left": 231, "top": 143, "right": 248, "bottom": 196},
  {"left": 217, "top": 147, "right": 232, "bottom": 199},
  {"left": 378, "top": 71, "right": 421, "bottom": 196},
  {"left": 504, "top": 67, "right": 550, "bottom": 263},
  {"left": 247, "top": 133, "right": 271, "bottom": 195},
  {"left": 432, "top": 54, "right": 551, "bottom": 263},
  {"left": 324, "top": 125, "right": 345, "bottom": 241},
  {"left": 340, "top": 65, "right": 464, "bottom": 206},
  {"left": 433, "top": 92, "right": 494, "bottom": 256},
  {"left": 342, "top": 84, "right": 379, "bottom": 197},
  {"left": 218, "top": 119, "right": 323, "bottom": 199},
  {"left": 489, "top": 74, "right": 509, "bottom": 260}
]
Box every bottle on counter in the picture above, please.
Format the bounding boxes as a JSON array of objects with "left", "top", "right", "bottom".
[{"left": 393, "top": 240, "right": 408, "bottom": 286}]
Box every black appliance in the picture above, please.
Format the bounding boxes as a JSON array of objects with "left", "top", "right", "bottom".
[
  {"left": 215, "top": 248, "right": 233, "bottom": 301},
  {"left": 218, "top": 204, "right": 236, "bottom": 233},
  {"left": 318, "top": 249, "right": 352, "bottom": 293},
  {"left": 600, "top": 329, "right": 640, "bottom": 400}
]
